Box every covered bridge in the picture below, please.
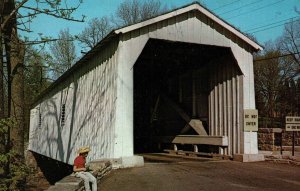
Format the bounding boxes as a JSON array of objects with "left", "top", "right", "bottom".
[{"left": 29, "top": 2, "right": 263, "bottom": 167}]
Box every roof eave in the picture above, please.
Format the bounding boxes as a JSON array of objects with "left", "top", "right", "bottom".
[
  {"left": 115, "top": 3, "right": 263, "bottom": 51},
  {"left": 31, "top": 31, "right": 119, "bottom": 107}
]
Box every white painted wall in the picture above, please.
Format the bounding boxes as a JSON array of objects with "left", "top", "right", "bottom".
[
  {"left": 113, "top": 32, "right": 148, "bottom": 158},
  {"left": 29, "top": 40, "right": 119, "bottom": 164}
]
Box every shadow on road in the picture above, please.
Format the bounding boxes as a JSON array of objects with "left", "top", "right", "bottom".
[{"left": 140, "top": 153, "right": 217, "bottom": 163}]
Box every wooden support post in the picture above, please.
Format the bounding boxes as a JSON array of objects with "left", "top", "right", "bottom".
[
  {"left": 173, "top": 144, "right": 178, "bottom": 152},
  {"left": 280, "top": 131, "right": 283, "bottom": 155},
  {"left": 161, "top": 94, "right": 208, "bottom": 135},
  {"left": 179, "top": 76, "right": 182, "bottom": 103},
  {"left": 220, "top": 146, "right": 227, "bottom": 159},
  {"left": 150, "top": 96, "right": 160, "bottom": 123},
  {"left": 220, "top": 146, "right": 224, "bottom": 155},
  {"left": 192, "top": 72, "right": 196, "bottom": 118},
  {"left": 193, "top": 145, "right": 198, "bottom": 153}
]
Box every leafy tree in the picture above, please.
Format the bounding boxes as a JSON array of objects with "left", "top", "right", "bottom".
[{"left": 0, "top": 118, "right": 29, "bottom": 191}]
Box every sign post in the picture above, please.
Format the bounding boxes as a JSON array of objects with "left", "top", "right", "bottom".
[
  {"left": 285, "top": 116, "right": 300, "bottom": 156},
  {"left": 293, "top": 131, "right": 295, "bottom": 156}
]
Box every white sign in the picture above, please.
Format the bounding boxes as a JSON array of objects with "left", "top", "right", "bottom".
[
  {"left": 244, "top": 109, "right": 258, "bottom": 132},
  {"left": 286, "top": 124, "right": 300, "bottom": 131},
  {"left": 285, "top": 116, "right": 300, "bottom": 124},
  {"left": 286, "top": 116, "right": 300, "bottom": 131}
]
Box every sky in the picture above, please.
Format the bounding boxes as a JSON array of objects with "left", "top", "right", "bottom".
[{"left": 21, "top": 0, "right": 300, "bottom": 50}]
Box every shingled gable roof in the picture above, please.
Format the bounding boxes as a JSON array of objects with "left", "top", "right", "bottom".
[{"left": 32, "top": 2, "right": 262, "bottom": 106}]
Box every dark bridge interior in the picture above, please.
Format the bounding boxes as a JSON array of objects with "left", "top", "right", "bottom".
[{"left": 133, "top": 39, "right": 232, "bottom": 153}]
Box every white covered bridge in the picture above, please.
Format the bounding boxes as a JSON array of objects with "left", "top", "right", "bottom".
[{"left": 29, "top": 2, "right": 263, "bottom": 167}]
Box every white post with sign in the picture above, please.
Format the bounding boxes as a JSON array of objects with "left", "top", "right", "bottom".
[
  {"left": 233, "top": 109, "right": 264, "bottom": 162},
  {"left": 285, "top": 116, "right": 300, "bottom": 156},
  {"left": 243, "top": 109, "right": 259, "bottom": 155}
]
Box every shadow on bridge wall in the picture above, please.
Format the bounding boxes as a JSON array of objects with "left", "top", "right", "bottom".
[
  {"left": 29, "top": 40, "right": 119, "bottom": 165},
  {"left": 31, "top": 151, "right": 73, "bottom": 185}
]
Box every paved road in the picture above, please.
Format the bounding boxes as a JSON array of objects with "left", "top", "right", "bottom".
[{"left": 99, "top": 154, "right": 300, "bottom": 191}]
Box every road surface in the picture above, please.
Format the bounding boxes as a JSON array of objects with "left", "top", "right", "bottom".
[{"left": 99, "top": 154, "right": 300, "bottom": 191}]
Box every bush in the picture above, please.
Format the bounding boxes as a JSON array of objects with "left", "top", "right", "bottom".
[{"left": 0, "top": 119, "right": 29, "bottom": 191}]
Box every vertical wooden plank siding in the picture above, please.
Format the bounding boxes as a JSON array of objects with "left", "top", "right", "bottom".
[
  {"left": 209, "top": 59, "right": 242, "bottom": 156},
  {"left": 214, "top": 66, "right": 219, "bottom": 136},
  {"left": 232, "top": 64, "right": 237, "bottom": 154},
  {"left": 237, "top": 74, "right": 242, "bottom": 153},
  {"left": 209, "top": 65, "right": 214, "bottom": 136},
  {"left": 238, "top": 74, "right": 244, "bottom": 153},
  {"left": 218, "top": 62, "right": 223, "bottom": 136},
  {"left": 29, "top": 40, "right": 119, "bottom": 164},
  {"left": 222, "top": 61, "right": 227, "bottom": 154}
]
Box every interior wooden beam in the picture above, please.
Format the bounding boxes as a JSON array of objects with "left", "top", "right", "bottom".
[{"left": 161, "top": 94, "right": 208, "bottom": 135}]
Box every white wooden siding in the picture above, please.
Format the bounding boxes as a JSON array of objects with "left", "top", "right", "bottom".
[{"left": 29, "top": 40, "right": 119, "bottom": 164}]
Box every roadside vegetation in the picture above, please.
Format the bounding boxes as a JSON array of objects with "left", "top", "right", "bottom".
[{"left": 254, "top": 17, "right": 300, "bottom": 128}]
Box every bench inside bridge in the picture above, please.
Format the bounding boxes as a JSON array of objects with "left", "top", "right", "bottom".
[
  {"left": 144, "top": 94, "right": 229, "bottom": 157},
  {"left": 153, "top": 135, "right": 228, "bottom": 158}
]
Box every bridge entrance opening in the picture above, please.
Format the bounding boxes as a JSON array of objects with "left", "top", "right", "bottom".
[{"left": 133, "top": 39, "right": 235, "bottom": 154}]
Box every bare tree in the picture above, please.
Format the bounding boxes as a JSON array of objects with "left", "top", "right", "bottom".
[
  {"left": 297, "top": 78, "right": 300, "bottom": 114},
  {"left": 278, "top": 18, "right": 300, "bottom": 76},
  {"left": 0, "top": 1, "right": 83, "bottom": 189},
  {"left": 113, "top": 0, "right": 166, "bottom": 27},
  {"left": 49, "top": 28, "right": 77, "bottom": 79},
  {"left": 77, "top": 0, "right": 167, "bottom": 52},
  {"left": 140, "top": 0, "right": 162, "bottom": 21},
  {"left": 278, "top": 78, "right": 298, "bottom": 117},
  {"left": 254, "top": 42, "right": 295, "bottom": 119},
  {"left": 78, "top": 16, "right": 113, "bottom": 51},
  {"left": 0, "top": 0, "right": 83, "bottom": 126}
]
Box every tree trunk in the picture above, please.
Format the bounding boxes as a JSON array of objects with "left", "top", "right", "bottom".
[
  {"left": 0, "top": 32, "right": 4, "bottom": 119},
  {"left": 0, "top": 0, "right": 5, "bottom": 119},
  {"left": 10, "top": 28, "right": 25, "bottom": 156}
]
